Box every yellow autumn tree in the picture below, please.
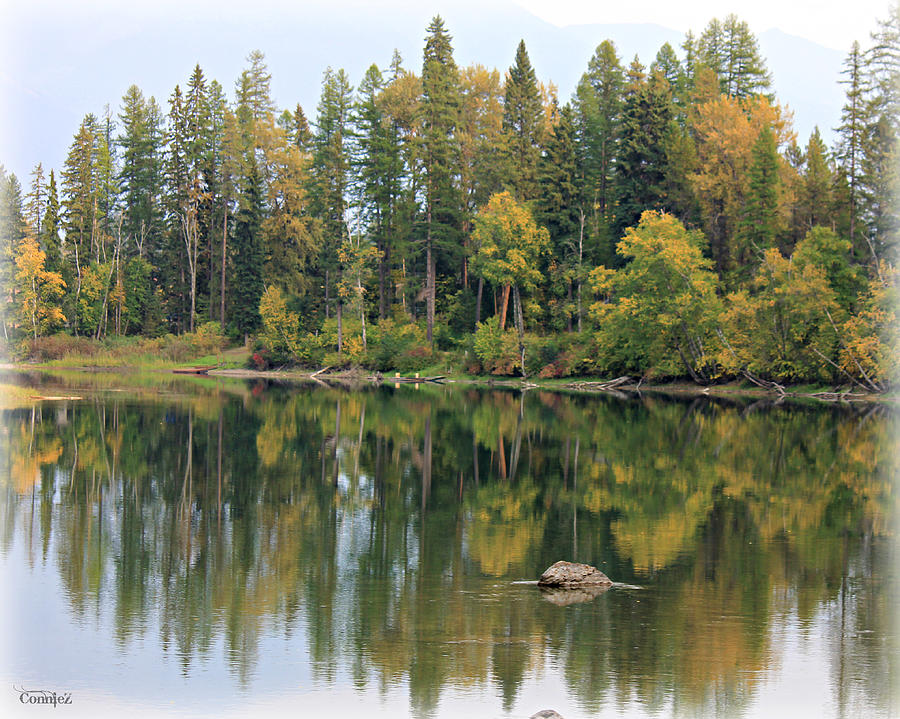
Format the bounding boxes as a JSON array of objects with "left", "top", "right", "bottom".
[
  {"left": 258, "top": 285, "right": 302, "bottom": 360},
  {"left": 717, "top": 247, "right": 842, "bottom": 383},
  {"left": 471, "top": 191, "right": 549, "bottom": 375},
  {"left": 690, "top": 94, "right": 796, "bottom": 281},
  {"left": 14, "top": 234, "right": 66, "bottom": 339}
]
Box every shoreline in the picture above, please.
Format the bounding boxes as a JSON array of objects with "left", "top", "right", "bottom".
[{"left": 3, "top": 363, "right": 888, "bottom": 403}]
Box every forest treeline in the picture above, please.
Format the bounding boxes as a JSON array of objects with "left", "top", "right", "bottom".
[{"left": 1, "top": 11, "right": 897, "bottom": 387}]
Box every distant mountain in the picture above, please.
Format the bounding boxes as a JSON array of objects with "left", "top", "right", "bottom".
[
  {"left": 758, "top": 28, "right": 845, "bottom": 143},
  {"left": 2, "top": 1, "right": 846, "bottom": 182}
]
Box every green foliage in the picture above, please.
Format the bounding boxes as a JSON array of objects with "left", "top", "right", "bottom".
[
  {"left": 735, "top": 125, "right": 781, "bottom": 284},
  {"left": 838, "top": 262, "right": 898, "bottom": 389},
  {"left": 718, "top": 248, "right": 841, "bottom": 383},
  {"left": 472, "top": 316, "right": 519, "bottom": 375},
  {"left": 471, "top": 191, "right": 549, "bottom": 292},
  {"left": 696, "top": 14, "right": 772, "bottom": 97},
  {"left": 231, "top": 159, "right": 264, "bottom": 338},
  {"left": 77, "top": 261, "right": 113, "bottom": 338},
  {"left": 590, "top": 211, "right": 721, "bottom": 382},
  {"left": 502, "top": 40, "right": 544, "bottom": 201},
  {"left": 259, "top": 284, "right": 302, "bottom": 361},
  {"left": 367, "top": 317, "right": 428, "bottom": 371},
  {"left": 615, "top": 69, "right": 673, "bottom": 234},
  {"left": 793, "top": 226, "right": 865, "bottom": 312}
]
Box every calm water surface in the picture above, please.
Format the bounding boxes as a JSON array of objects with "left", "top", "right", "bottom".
[{"left": 0, "top": 372, "right": 896, "bottom": 718}]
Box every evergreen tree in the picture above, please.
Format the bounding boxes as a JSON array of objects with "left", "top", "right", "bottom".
[
  {"left": 736, "top": 126, "right": 781, "bottom": 283},
  {"left": 572, "top": 40, "right": 624, "bottom": 264},
  {"left": 293, "top": 104, "right": 314, "bottom": 152},
  {"left": 421, "top": 15, "right": 462, "bottom": 343},
  {"left": 835, "top": 41, "right": 870, "bottom": 255},
  {"left": 41, "top": 170, "right": 62, "bottom": 275},
  {"left": 353, "top": 62, "right": 405, "bottom": 318},
  {"left": 697, "top": 14, "right": 772, "bottom": 97},
  {"left": 163, "top": 84, "right": 191, "bottom": 330},
  {"left": 536, "top": 103, "right": 583, "bottom": 331},
  {"left": 118, "top": 85, "right": 165, "bottom": 261},
  {"left": 25, "top": 163, "right": 46, "bottom": 236},
  {"left": 651, "top": 43, "right": 682, "bottom": 89},
  {"left": 800, "top": 127, "right": 833, "bottom": 231},
  {"left": 615, "top": 69, "right": 673, "bottom": 236},
  {"left": 312, "top": 66, "right": 354, "bottom": 335},
  {"left": 231, "top": 157, "right": 264, "bottom": 340},
  {"left": 1, "top": 169, "right": 26, "bottom": 340},
  {"left": 502, "top": 40, "right": 544, "bottom": 201},
  {"left": 95, "top": 106, "right": 118, "bottom": 240},
  {"left": 862, "top": 6, "right": 900, "bottom": 262},
  {"left": 240, "top": 50, "right": 276, "bottom": 123}
]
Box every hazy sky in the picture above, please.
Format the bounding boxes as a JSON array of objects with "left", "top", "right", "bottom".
[
  {"left": 3, "top": 0, "right": 890, "bottom": 52},
  {"left": 0, "top": 0, "right": 892, "bottom": 182},
  {"left": 515, "top": 0, "right": 889, "bottom": 52}
]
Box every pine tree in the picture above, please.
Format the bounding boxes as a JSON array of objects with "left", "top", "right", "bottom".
[
  {"left": 736, "top": 125, "right": 780, "bottom": 284},
  {"left": 536, "top": 103, "right": 583, "bottom": 331},
  {"left": 1, "top": 169, "right": 26, "bottom": 340},
  {"left": 616, "top": 69, "right": 673, "bottom": 235},
  {"left": 698, "top": 14, "right": 772, "bottom": 97},
  {"left": 312, "top": 66, "right": 353, "bottom": 338},
  {"left": 240, "top": 50, "right": 276, "bottom": 123},
  {"left": 800, "top": 127, "right": 833, "bottom": 231},
  {"left": 231, "top": 157, "right": 264, "bottom": 340},
  {"left": 26, "top": 163, "right": 46, "bottom": 236},
  {"left": 572, "top": 40, "right": 624, "bottom": 264},
  {"left": 353, "top": 62, "right": 405, "bottom": 318},
  {"left": 502, "top": 40, "right": 544, "bottom": 201},
  {"left": 41, "top": 170, "right": 62, "bottom": 275},
  {"left": 293, "top": 104, "right": 314, "bottom": 152},
  {"left": 118, "top": 85, "right": 165, "bottom": 261},
  {"left": 835, "top": 41, "right": 870, "bottom": 256},
  {"left": 861, "top": 6, "right": 900, "bottom": 261},
  {"left": 651, "top": 43, "right": 682, "bottom": 89},
  {"left": 163, "top": 84, "right": 190, "bottom": 330},
  {"left": 95, "top": 106, "right": 118, "bottom": 240},
  {"left": 421, "top": 15, "right": 462, "bottom": 343}
]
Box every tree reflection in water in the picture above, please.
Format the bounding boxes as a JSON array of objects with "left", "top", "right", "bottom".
[{"left": 1, "top": 373, "right": 896, "bottom": 717}]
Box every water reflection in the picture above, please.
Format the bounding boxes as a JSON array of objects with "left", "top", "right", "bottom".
[{"left": 1, "top": 373, "right": 896, "bottom": 717}]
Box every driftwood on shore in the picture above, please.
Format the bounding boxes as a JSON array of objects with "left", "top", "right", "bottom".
[
  {"left": 172, "top": 365, "right": 216, "bottom": 375},
  {"left": 564, "top": 376, "right": 635, "bottom": 392},
  {"left": 375, "top": 374, "right": 446, "bottom": 384}
]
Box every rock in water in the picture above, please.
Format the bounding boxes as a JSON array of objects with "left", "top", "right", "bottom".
[
  {"left": 531, "top": 711, "right": 565, "bottom": 719},
  {"left": 537, "top": 560, "right": 612, "bottom": 587}
]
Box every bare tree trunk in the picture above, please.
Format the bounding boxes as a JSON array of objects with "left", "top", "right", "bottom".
[
  {"left": 325, "top": 269, "right": 330, "bottom": 320},
  {"left": 513, "top": 284, "right": 526, "bottom": 377},
  {"left": 358, "top": 271, "right": 366, "bottom": 352},
  {"left": 182, "top": 210, "right": 198, "bottom": 333},
  {"left": 498, "top": 284, "right": 510, "bottom": 330},
  {"left": 475, "top": 276, "right": 483, "bottom": 327},
  {"left": 426, "top": 234, "right": 435, "bottom": 345},
  {"left": 577, "top": 209, "right": 584, "bottom": 333},
  {"left": 220, "top": 204, "right": 227, "bottom": 327},
  {"left": 379, "top": 243, "right": 388, "bottom": 320},
  {"left": 337, "top": 297, "right": 343, "bottom": 353}
]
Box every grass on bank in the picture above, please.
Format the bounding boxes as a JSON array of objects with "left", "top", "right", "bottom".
[{"left": 12, "top": 324, "right": 250, "bottom": 371}]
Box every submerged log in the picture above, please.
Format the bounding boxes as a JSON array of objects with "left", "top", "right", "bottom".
[{"left": 537, "top": 560, "right": 612, "bottom": 587}]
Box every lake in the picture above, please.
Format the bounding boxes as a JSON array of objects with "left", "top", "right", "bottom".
[{"left": 1, "top": 372, "right": 896, "bottom": 718}]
